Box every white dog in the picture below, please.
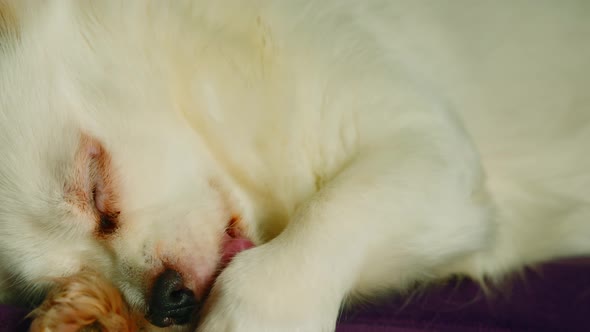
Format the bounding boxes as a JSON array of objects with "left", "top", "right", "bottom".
[{"left": 1, "top": 1, "right": 589, "bottom": 331}]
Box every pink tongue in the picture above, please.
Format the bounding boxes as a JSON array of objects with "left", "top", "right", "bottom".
[{"left": 221, "top": 235, "right": 255, "bottom": 266}]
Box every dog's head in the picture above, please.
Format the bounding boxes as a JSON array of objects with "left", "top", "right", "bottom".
[{"left": 0, "top": 2, "right": 256, "bottom": 329}]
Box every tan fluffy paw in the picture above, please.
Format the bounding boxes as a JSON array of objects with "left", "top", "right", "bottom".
[{"left": 28, "top": 271, "right": 136, "bottom": 332}]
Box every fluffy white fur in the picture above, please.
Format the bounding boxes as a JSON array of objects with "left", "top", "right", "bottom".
[{"left": 1, "top": 1, "right": 589, "bottom": 331}]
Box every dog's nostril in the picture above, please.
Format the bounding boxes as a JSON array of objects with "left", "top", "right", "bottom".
[
  {"left": 146, "top": 269, "right": 199, "bottom": 327},
  {"left": 170, "top": 289, "right": 184, "bottom": 301}
]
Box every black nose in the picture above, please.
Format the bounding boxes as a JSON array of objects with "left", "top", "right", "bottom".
[{"left": 146, "top": 269, "right": 198, "bottom": 327}]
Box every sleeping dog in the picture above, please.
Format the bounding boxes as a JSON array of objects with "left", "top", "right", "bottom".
[{"left": 1, "top": 1, "right": 589, "bottom": 331}]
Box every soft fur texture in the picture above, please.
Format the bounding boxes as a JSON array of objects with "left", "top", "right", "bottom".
[
  {"left": 28, "top": 271, "right": 136, "bottom": 332},
  {"left": 1, "top": 1, "right": 589, "bottom": 331}
]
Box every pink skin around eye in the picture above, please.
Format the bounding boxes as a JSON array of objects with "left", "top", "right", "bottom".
[{"left": 93, "top": 178, "right": 108, "bottom": 213}]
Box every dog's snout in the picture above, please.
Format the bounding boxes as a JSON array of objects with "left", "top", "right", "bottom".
[{"left": 147, "top": 269, "right": 198, "bottom": 327}]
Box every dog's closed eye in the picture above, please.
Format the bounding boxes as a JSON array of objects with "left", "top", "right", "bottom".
[
  {"left": 97, "top": 212, "right": 119, "bottom": 236},
  {"left": 92, "top": 186, "right": 119, "bottom": 235},
  {"left": 66, "top": 133, "right": 120, "bottom": 237},
  {"left": 86, "top": 136, "right": 120, "bottom": 237},
  {"left": 94, "top": 183, "right": 119, "bottom": 236}
]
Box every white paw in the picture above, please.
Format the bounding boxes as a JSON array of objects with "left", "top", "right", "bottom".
[{"left": 196, "top": 244, "right": 341, "bottom": 332}]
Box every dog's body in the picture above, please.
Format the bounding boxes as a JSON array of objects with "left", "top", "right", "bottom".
[{"left": 1, "top": 1, "right": 589, "bottom": 331}]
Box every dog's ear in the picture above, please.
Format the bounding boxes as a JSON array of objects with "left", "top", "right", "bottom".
[
  {"left": 0, "top": 0, "right": 18, "bottom": 41},
  {"left": 65, "top": 134, "right": 121, "bottom": 237}
]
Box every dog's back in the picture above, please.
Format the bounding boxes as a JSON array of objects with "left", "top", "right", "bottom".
[{"left": 388, "top": 1, "right": 590, "bottom": 277}]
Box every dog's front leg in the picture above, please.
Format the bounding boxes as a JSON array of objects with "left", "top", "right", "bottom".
[{"left": 197, "top": 123, "right": 494, "bottom": 332}]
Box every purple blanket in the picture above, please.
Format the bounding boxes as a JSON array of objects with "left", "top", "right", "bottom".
[{"left": 2, "top": 258, "right": 589, "bottom": 332}]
